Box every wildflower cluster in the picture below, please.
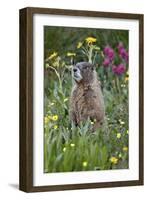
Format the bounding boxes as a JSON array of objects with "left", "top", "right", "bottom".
[
  {"left": 103, "top": 46, "right": 115, "bottom": 66},
  {"left": 110, "top": 156, "right": 118, "bottom": 164},
  {"left": 102, "top": 42, "right": 128, "bottom": 76},
  {"left": 44, "top": 115, "right": 59, "bottom": 130},
  {"left": 76, "top": 36, "right": 100, "bottom": 63},
  {"left": 85, "top": 37, "right": 97, "bottom": 45}
]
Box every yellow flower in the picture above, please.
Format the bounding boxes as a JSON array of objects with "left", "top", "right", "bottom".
[
  {"left": 117, "top": 133, "right": 121, "bottom": 139},
  {"left": 126, "top": 130, "right": 129, "bottom": 134},
  {"left": 52, "top": 115, "right": 58, "bottom": 121},
  {"left": 110, "top": 157, "right": 118, "bottom": 164},
  {"left": 63, "top": 147, "right": 66, "bottom": 152},
  {"left": 48, "top": 116, "right": 52, "bottom": 120},
  {"left": 82, "top": 161, "right": 88, "bottom": 167},
  {"left": 85, "top": 37, "right": 97, "bottom": 44},
  {"left": 70, "top": 143, "right": 75, "bottom": 147},
  {"left": 77, "top": 42, "right": 83, "bottom": 49},
  {"left": 67, "top": 52, "right": 76, "bottom": 57},
  {"left": 44, "top": 117, "right": 49, "bottom": 124},
  {"left": 63, "top": 98, "right": 68, "bottom": 102},
  {"left": 90, "top": 121, "right": 94, "bottom": 125},
  {"left": 123, "top": 146, "right": 128, "bottom": 152},
  {"left": 54, "top": 125, "right": 58, "bottom": 130},
  {"left": 48, "top": 52, "right": 58, "bottom": 60},
  {"left": 125, "top": 77, "right": 129, "bottom": 82}
]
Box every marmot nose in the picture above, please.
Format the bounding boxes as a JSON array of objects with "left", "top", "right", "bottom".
[{"left": 73, "top": 68, "right": 77, "bottom": 72}]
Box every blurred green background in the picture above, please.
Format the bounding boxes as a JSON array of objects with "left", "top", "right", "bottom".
[{"left": 44, "top": 26, "right": 128, "bottom": 63}]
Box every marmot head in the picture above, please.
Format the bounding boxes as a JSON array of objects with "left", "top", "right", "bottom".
[{"left": 72, "top": 62, "right": 95, "bottom": 84}]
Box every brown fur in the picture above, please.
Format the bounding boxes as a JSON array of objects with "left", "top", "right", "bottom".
[{"left": 69, "top": 62, "right": 105, "bottom": 130}]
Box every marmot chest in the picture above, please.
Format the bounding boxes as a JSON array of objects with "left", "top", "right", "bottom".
[{"left": 72, "top": 86, "right": 101, "bottom": 111}]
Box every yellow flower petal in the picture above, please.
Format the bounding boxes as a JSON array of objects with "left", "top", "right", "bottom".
[
  {"left": 54, "top": 125, "right": 58, "bottom": 130},
  {"left": 52, "top": 115, "right": 58, "bottom": 121},
  {"left": 110, "top": 156, "right": 118, "bottom": 164},
  {"left": 44, "top": 117, "right": 49, "bottom": 124},
  {"left": 116, "top": 133, "right": 121, "bottom": 139},
  {"left": 82, "top": 161, "right": 88, "bottom": 167},
  {"left": 48, "top": 52, "right": 58, "bottom": 60},
  {"left": 85, "top": 37, "right": 97, "bottom": 44},
  {"left": 70, "top": 143, "right": 75, "bottom": 147},
  {"left": 123, "top": 146, "right": 128, "bottom": 152},
  {"left": 77, "top": 42, "right": 83, "bottom": 49},
  {"left": 125, "top": 77, "right": 129, "bottom": 82},
  {"left": 67, "top": 52, "right": 76, "bottom": 57}
]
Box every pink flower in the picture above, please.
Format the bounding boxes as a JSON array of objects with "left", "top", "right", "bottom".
[
  {"left": 112, "top": 65, "right": 118, "bottom": 74},
  {"left": 119, "top": 48, "right": 128, "bottom": 62},
  {"left": 117, "top": 42, "right": 128, "bottom": 63},
  {"left": 104, "top": 46, "right": 110, "bottom": 55},
  {"left": 112, "top": 64, "right": 126, "bottom": 75},
  {"left": 117, "top": 42, "right": 124, "bottom": 52},
  {"left": 103, "top": 58, "right": 111, "bottom": 67},
  {"left": 108, "top": 49, "right": 115, "bottom": 61},
  {"left": 103, "top": 46, "right": 115, "bottom": 61}
]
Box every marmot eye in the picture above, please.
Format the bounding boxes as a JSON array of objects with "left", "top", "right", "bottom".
[
  {"left": 73, "top": 68, "right": 77, "bottom": 72},
  {"left": 83, "top": 66, "right": 88, "bottom": 70}
]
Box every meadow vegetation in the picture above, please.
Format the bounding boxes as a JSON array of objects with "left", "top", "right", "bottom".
[{"left": 44, "top": 27, "right": 129, "bottom": 172}]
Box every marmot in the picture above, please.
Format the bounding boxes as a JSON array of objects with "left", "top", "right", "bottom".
[{"left": 69, "top": 62, "right": 105, "bottom": 130}]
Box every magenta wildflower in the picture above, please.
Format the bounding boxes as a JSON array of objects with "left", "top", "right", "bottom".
[
  {"left": 103, "top": 46, "right": 115, "bottom": 61},
  {"left": 108, "top": 49, "right": 115, "bottom": 61},
  {"left": 112, "top": 65, "right": 117, "bottom": 74},
  {"left": 104, "top": 46, "right": 110, "bottom": 55},
  {"left": 117, "top": 42, "right": 128, "bottom": 62},
  {"left": 103, "top": 58, "right": 111, "bottom": 67},
  {"left": 117, "top": 42, "right": 124, "bottom": 52},
  {"left": 112, "top": 64, "right": 126, "bottom": 75},
  {"left": 119, "top": 48, "right": 128, "bottom": 62}
]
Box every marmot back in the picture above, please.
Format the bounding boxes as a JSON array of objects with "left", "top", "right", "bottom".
[{"left": 70, "top": 62, "right": 105, "bottom": 130}]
